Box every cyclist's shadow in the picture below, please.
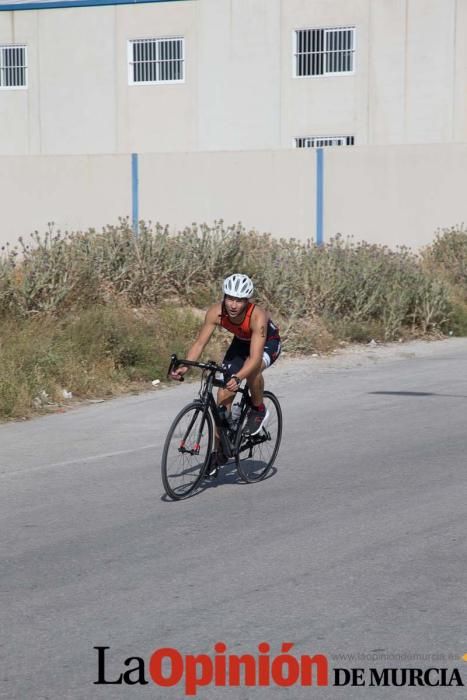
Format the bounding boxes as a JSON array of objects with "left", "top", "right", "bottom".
[{"left": 160, "top": 461, "right": 278, "bottom": 502}]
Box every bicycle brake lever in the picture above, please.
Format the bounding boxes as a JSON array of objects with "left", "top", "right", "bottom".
[{"left": 167, "top": 354, "right": 185, "bottom": 381}]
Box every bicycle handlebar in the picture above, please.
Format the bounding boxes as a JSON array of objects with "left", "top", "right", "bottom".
[
  {"left": 167, "top": 353, "right": 227, "bottom": 380},
  {"left": 167, "top": 354, "right": 247, "bottom": 395}
]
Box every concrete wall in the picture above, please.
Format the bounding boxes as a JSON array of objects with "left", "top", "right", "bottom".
[
  {"left": 1, "top": 0, "right": 466, "bottom": 155},
  {"left": 0, "top": 154, "right": 130, "bottom": 241},
  {"left": 0, "top": 145, "right": 465, "bottom": 250},
  {"left": 139, "top": 149, "right": 315, "bottom": 238},
  {"left": 325, "top": 143, "right": 467, "bottom": 249}
]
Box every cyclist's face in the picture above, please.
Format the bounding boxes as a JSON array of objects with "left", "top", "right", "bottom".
[{"left": 224, "top": 295, "right": 248, "bottom": 318}]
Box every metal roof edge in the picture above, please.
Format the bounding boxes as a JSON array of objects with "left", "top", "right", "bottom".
[{"left": 0, "top": 0, "right": 189, "bottom": 12}]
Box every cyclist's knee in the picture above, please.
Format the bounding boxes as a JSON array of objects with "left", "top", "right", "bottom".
[{"left": 217, "top": 387, "right": 234, "bottom": 405}]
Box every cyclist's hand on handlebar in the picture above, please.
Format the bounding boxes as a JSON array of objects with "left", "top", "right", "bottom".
[
  {"left": 225, "top": 375, "right": 241, "bottom": 393},
  {"left": 170, "top": 366, "right": 188, "bottom": 381}
]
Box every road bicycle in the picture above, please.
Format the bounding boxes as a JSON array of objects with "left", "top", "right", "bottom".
[{"left": 161, "top": 354, "right": 283, "bottom": 500}]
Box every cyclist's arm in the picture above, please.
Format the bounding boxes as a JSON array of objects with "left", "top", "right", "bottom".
[
  {"left": 233, "top": 307, "right": 267, "bottom": 382},
  {"left": 170, "top": 304, "right": 220, "bottom": 379},
  {"left": 186, "top": 304, "right": 219, "bottom": 361}
]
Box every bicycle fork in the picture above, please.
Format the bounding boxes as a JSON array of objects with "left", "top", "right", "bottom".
[{"left": 178, "top": 403, "right": 208, "bottom": 456}]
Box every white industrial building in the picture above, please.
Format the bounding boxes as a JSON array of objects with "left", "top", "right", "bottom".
[
  {"left": 0, "top": 0, "right": 466, "bottom": 249},
  {"left": 1, "top": 0, "right": 466, "bottom": 155}
]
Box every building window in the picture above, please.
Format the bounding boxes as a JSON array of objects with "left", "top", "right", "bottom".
[
  {"left": 294, "top": 136, "right": 355, "bottom": 148},
  {"left": 0, "top": 45, "right": 27, "bottom": 89},
  {"left": 294, "top": 28, "right": 355, "bottom": 77},
  {"left": 128, "top": 37, "right": 184, "bottom": 85}
]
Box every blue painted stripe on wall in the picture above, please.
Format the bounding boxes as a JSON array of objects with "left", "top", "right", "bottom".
[
  {"left": 316, "top": 147, "right": 324, "bottom": 246},
  {"left": 0, "top": 0, "right": 187, "bottom": 12},
  {"left": 131, "top": 153, "right": 139, "bottom": 235}
]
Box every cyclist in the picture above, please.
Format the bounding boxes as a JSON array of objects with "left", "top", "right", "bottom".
[{"left": 170, "top": 273, "right": 281, "bottom": 472}]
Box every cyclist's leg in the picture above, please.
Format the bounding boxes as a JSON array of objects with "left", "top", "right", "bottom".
[
  {"left": 217, "top": 337, "right": 249, "bottom": 409},
  {"left": 212, "top": 338, "right": 249, "bottom": 457},
  {"left": 246, "top": 365, "right": 265, "bottom": 406},
  {"left": 245, "top": 339, "right": 281, "bottom": 435},
  {"left": 246, "top": 338, "right": 281, "bottom": 405}
]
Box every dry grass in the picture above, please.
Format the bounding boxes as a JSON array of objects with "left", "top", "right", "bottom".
[{"left": 0, "top": 305, "right": 208, "bottom": 419}]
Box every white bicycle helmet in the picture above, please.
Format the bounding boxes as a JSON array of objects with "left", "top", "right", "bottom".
[{"left": 223, "top": 273, "right": 254, "bottom": 299}]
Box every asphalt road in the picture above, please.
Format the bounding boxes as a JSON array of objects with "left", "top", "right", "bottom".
[{"left": 1, "top": 338, "right": 466, "bottom": 699}]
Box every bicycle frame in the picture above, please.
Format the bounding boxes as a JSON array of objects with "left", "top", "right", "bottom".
[
  {"left": 168, "top": 353, "right": 251, "bottom": 460},
  {"left": 197, "top": 370, "right": 249, "bottom": 459}
]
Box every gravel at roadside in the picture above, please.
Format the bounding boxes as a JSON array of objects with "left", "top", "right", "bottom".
[{"left": 266, "top": 336, "right": 467, "bottom": 384}]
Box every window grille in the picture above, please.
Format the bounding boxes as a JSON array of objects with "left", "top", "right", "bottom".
[
  {"left": 294, "top": 136, "right": 355, "bottom": 148},
  {"left": 294, "top": 27, "right": 355, "bottom": 77},
  {"left": 0, "top": 45, "right": 27, "bottom": 89},
  {"left": 128, "top": 37, "right": 184, "bottom": 85}
]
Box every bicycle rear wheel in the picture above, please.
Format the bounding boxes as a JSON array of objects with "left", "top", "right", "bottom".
[
  {"left": 235, "top": 390, "right": 282, "bottom": 483},
  {"left": 161, "top": 402, "right": 213, "bottom": 500}
]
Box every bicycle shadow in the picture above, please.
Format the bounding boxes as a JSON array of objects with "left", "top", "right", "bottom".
[
  {"left": 160, "top": 461, "right": 278, "bottom": 503},
  {"left": 207, "top": 461, "right": 278, "bottom": 488}
]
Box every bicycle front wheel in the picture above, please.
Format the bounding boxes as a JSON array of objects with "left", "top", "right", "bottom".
[
  {"left": 161, "top": 402, "right": 213, "bottom": 500},
  {"left": 235, "top": 390, "right": 282, "bottom": 483}
]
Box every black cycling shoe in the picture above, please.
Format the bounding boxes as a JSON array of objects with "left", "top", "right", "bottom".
[
  {"left": 245, "top": 407, "right": 270, "bottom": 436},
  {"left": 205, "top": 461, "right": 218, "bottom": 480}
]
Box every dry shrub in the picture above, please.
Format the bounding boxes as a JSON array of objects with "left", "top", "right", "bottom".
[
  {"left": 1, "top": 220, "right": 465, "bottom": 418},
  {"left": 421, "top": 225, "right": 467, "bottom": 335},
  {"left": 421, "top": 225, "right": 467, "bottom": 292},
  {"left": 0, "top": 222, "right": 455, "bottom": 339},
  {"left": 278, "top": 314, "right": 337, "bottom": 354}
]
